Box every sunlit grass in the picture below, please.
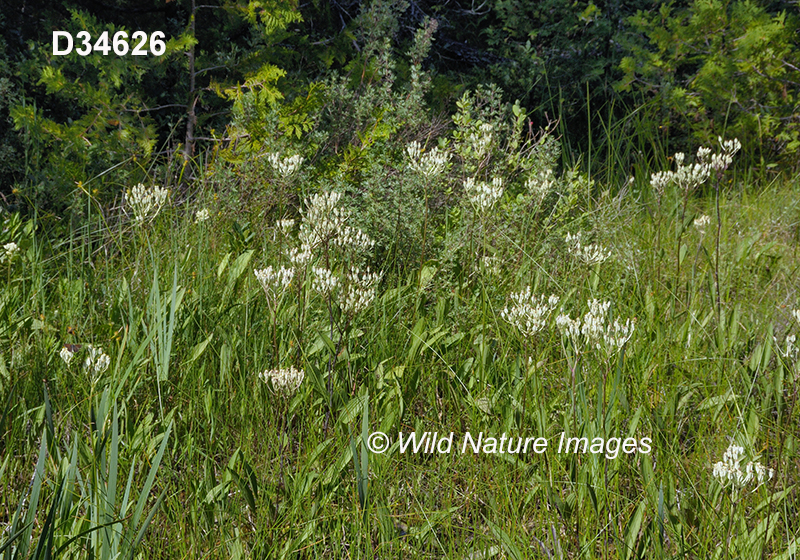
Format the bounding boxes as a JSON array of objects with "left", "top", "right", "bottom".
[{"left": 1, "top": 142, "right": 799, "bottom": 559}]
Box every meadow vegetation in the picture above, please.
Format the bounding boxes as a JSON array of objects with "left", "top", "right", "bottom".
[{"left": 2, "top": 1, "right": 800, "bottom": 558}]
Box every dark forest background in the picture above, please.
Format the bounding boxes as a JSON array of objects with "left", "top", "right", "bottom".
[{"left": 1, "top": 0, "right": 798, "bottom": 215}]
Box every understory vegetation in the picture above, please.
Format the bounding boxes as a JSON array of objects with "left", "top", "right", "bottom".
[{"left": 2, "top": 1, "right": 800, "bottom": 558}]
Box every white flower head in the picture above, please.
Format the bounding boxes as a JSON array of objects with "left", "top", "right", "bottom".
[
  {"left": 268, "top": 153, "right": 304, "bottom": 178},
  {"left": 525, "top": 168, "right": 555, "bottom": 204},
  {"left": 603, "top": 317, "right": 636, "bottom": 349},
  {"left": 60, "top": 346, "right": 74, "bottom": 365},
  {"left": 277, "top": 218, "right": 295, "bottom": 234},
  {"left": 288, "top": 244, "right": 313, "bottom": 267},
  {"left": 298, "top": 190, "right": 348, "bottom": 249},
  {"left": 124, "top": 183, "right": 169, "bottom": 224},
  {"left": 696, "top": 147, "right": 712, "bottom": 164},
  {"left": 194, "top": 208, "right": 210, "bottom": 224},
  {"left": 694, "top": 214, "right": 711, "bottom": 234},
  {"left": 650, "top": 171, "right": 672, "bottom": 199},
  {"left": 260, "top": 366, "right": 304, "bottom": 395},
  {"left": 557, "top": 299, "right": 634, "bottom": 354},
  {"left": 254, "top": 266, "right": 294, "bottom": 301},
  {"left": 464, "top": 177, "right": 504, "bottom": 212},
  {"left": 83, "top": 345, "right": 110, "bottom": 374},
  {"left": 312, "top": 266, "right": 339, "bottom": 295},
  {"left": 466, "top": 122, "right": 494, "bottom": 159},
  {"left": 341, "top": 267, "right": 382, "bottom": 316},
  {"left": 407, "top": 141, "right": 450, "bottom": 179},
  {"left": 566, "top": 232, "right": 611, "bottom": 265},
  {"left": 333, "top": 225, "right": 374, "bottom": 253},
  {"left": 501, "top": 287, "right": 560, "bottom": 336},
  {"left": 2, "top": 242, "right": 19, "bottom": 262},
  {"left": 711, "top": 137, "right": 741, "bottom": 171},
  {"left": 651, "top": 151, "right": 711, "bottom": 196},
  {"left": 712, "top": 442, "right": 774, "bottom": 489},
  {"left": 775, "top": 333, "right": 797, "bottom": 360}
]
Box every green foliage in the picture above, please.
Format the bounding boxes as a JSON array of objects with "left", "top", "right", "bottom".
[
  {"left": 618, "top": 0, "right": 800, "bottom": 164},
  {"left": 3, "top": 130, "right": 800, "bottom": 558},
  {"left": 8, "top": 9, "right": 184, "bottom": 208},
  {"left": 4, "top": 1, "right": 800, "bottom": 558},
  {"left": 242, "top": 0, "right": 303, "bottom": 36},
  {"left": 1, "top": 389, "right": 172, "bottom": 559}
]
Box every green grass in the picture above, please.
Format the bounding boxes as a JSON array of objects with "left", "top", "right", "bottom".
[{"left": 1, "top": 144, "right": 799, "bottom": 559}]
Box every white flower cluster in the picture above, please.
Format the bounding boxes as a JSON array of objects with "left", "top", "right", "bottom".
[
  {"left": 83, "top": 345, "right": 111, "bottom": 374},
  {"left": 406, "top": 141, "right": 450, "bottom": 179},
  {"left": 481, "top": 255, "right": 501, "bottom": 276},
  {"left": 277, "top": 218, "right": 295, "bottom": 234},
  {"left": 288, "top": 245, "right": 312, "bottom": 267},
  {"left": 260, "top": 366, "right": 305, "bottom": 395},
  {"left": 650, "top": 137, "right": 741, "bottom": 198},
  {"left": 693, "top": 214, "right": 711, "bottom": 234},
  {"left": 565, "top": 232, "right": 612, "bottom": 265},
  {"left": 465, "top": 177, "right": 504, "bottom": 212},
  {"left": 267, "top": 153, "right": 304, "bottom": 178},
  {"left": 60, "top": 346, "right": 74, "bottom": 365},
  {"left": 777, "top": 308, "right": 800, "bottom": 360},
  {"left": 194, "top": 208, "right": 210, "bottom": 224},
  {"left": 253, "top": 189, "right": 379, "bottom": 317},
  {"left": 254, "top": 265, "right": 294, "bottom": 300},
  {"left": 467, "top": 122, "right": 494, "bottom": 160},
  {"left": 1, "top": 242, "right": 19, "bottom": 263},
  {"left": 501, "top": 288, "right": 560, "bottom": 336},
  {"left": 775, "top": 333, "right": 797, "bottom": 360},
  {"left": 125, "top": 183, "right": 169, "bottom": 224},
  {"left": 298, "top": 191, "right": 349, "bottom": 249},
  {"left": 525, "top": 168, "right": 555, "bottom": 205},
  {"left": 712, "top": 443, "right": 774, "bottom": 488},
  {"left": 650, "top": 149, "right": 710, "bottom": 196},
  {"left": 333, "top": 225, "right": 375, "bottom": 252},
  {"left": 311, "top": 266, "right": 339, "bottom": 294},
  {"left": 710, "top": 137, "right": 742, "bottom": 171},
  {"left": 341, "top": 268, "right": 382, "bottom": 316},
  {"left": 603, "top": 317, "right": 637, "bottom": 350},
  {"left": 293, "top": 189, "right": 375, "bottom": 258},
  {"left": 557, "top": 299, "right": 635, "bottom": 353}
]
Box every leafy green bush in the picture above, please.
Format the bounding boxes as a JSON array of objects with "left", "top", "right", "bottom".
[{"left": 618, "top": 0, "right": 800, "bottom": 165}]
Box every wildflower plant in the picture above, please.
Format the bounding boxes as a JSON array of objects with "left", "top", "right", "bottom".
[
  {"left": 711, "top": 440, "right": 778, "bottom": 559},
  {"left": 565, "top": 232, "right": 612, "bottom": 265},
  {"left": 501, "top": 288, "right": 560, "bottom": 337},
  {"left": 406, "top": 140, "right": 450, "bottom": 180},
  {"left": 648, "top": 137, "right": 741, "bottom": 311},
  {"left": 406, "top": 140, "right": 451, "bottom": 264},
  {"left": 267, "top": 152, "right": 304, "bottom": 178},
  {"left": 124, "top": 183, "right": 169, "bottom": 224},
  {"left": 712, "top": 443, "right": 774, "bottom": 489},
  {"left": 265, "top": 152, "right": 305, "bottom": 215},
  {"left": 260, "top": 366, "right": 305, "bottom": 396},
  {"left": 253, "top": 186, "right": 381, "bottom": 417},
  {"left": 556, "top": 299, "right": 635, "bottom": 356}
]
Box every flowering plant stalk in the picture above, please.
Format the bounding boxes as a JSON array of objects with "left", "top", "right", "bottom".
[{"left": 407, "top": 140, "right": 450, "bottom": 267}]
